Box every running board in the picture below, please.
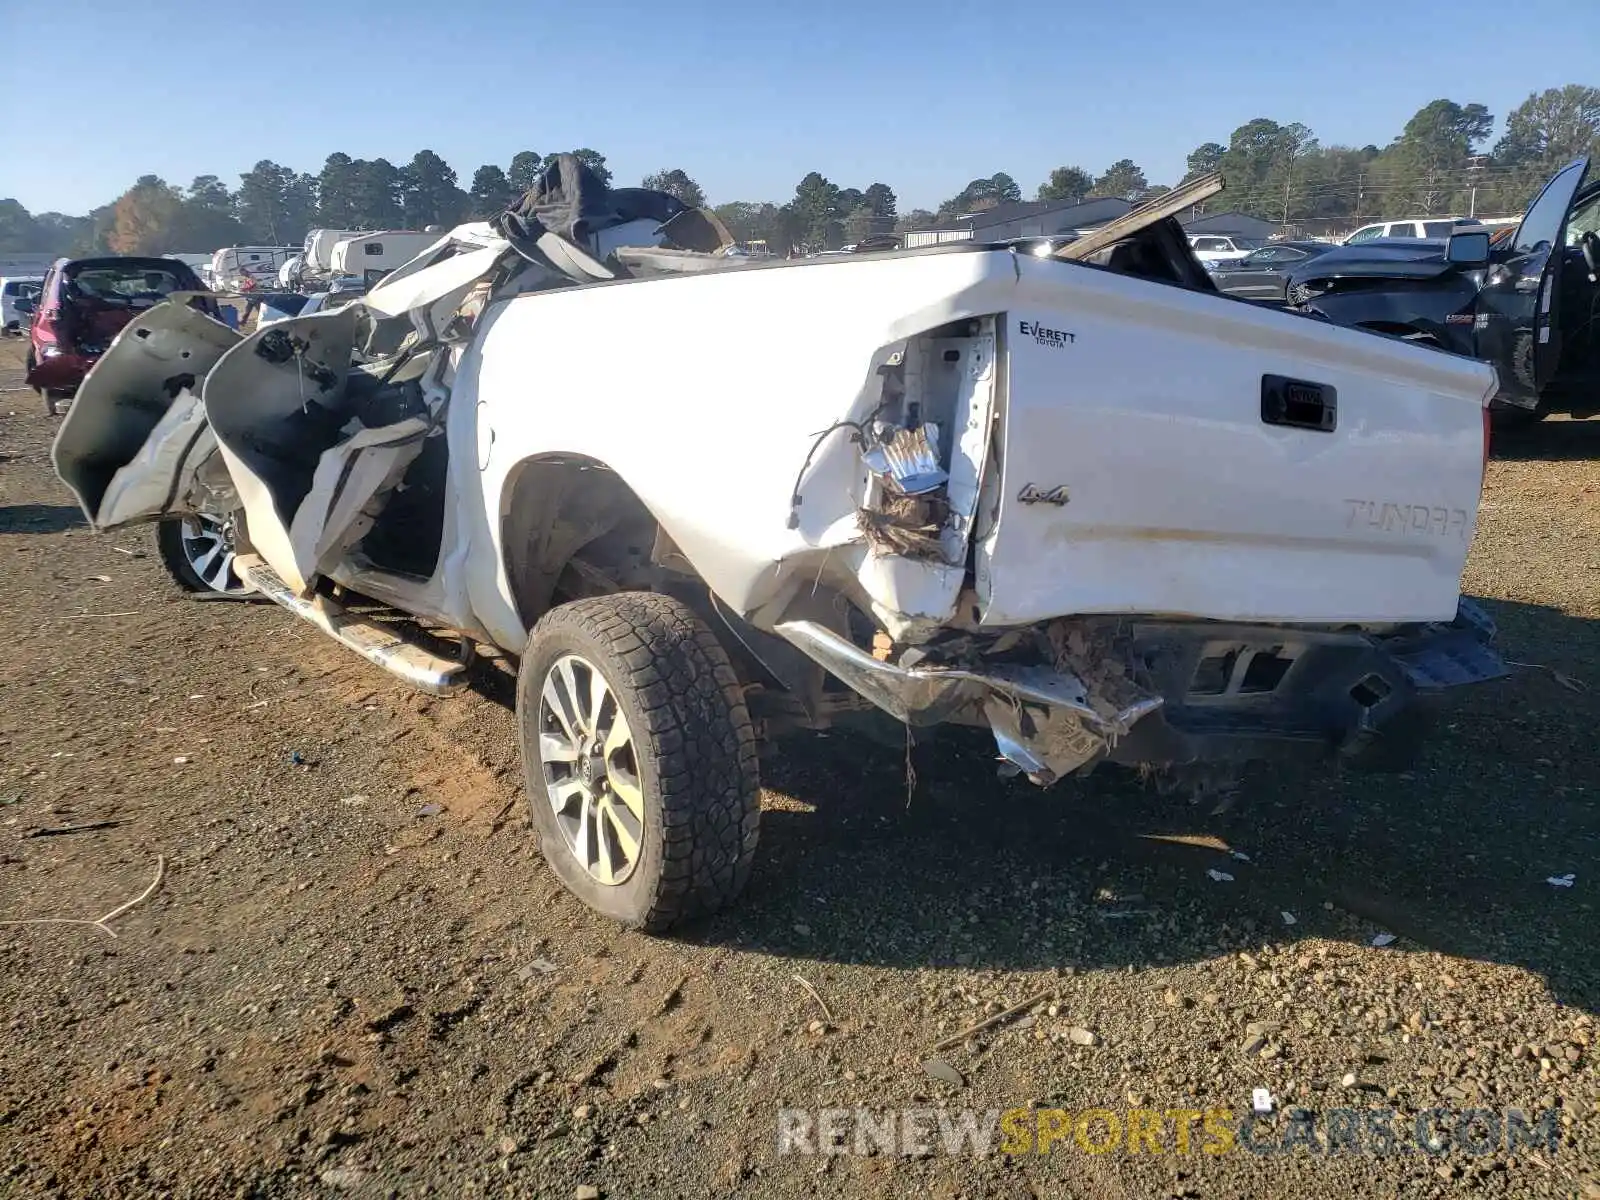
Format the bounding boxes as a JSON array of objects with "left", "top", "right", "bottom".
[{"left": 236, "top": 556, "right": 472, "bottom": 695}]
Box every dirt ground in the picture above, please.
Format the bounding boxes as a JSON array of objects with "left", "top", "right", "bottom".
[{"left": 0, "top": 333, "right": 1597, "bottom": 1200}]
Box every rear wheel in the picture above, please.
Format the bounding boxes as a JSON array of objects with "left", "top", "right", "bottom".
[
  {"left": 156, "top": 514, "right": 250, "bottom": 596},
  {"left": 515, "top": 593, "right": 760, "bottom": 931}
]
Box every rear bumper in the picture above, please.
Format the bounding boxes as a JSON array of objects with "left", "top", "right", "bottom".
[
  {"left": 1101, "top": 598, "right": 1505, "bottom": 771},
  {"left": 25, "top": 349, "right": 94, "bottom": 391},
  {"left": 775, "top": 599, "right": 1506, "bottom": 784}
]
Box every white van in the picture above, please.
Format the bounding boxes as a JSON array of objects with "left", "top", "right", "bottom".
[
  {"left": 1, "top": 276, "right": 44, "bottom": 333},
  {"left": 1342, "top": 217, "right": 1484, "bottom": 244},
  {"left": 327, "top": 232, "right": 440, "bottom": 285},
  {"left": 210, "top": 246, "right": 300, "bottom": 290}
]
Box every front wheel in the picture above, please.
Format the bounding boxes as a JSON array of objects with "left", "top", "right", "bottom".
[
  {"left": 516, "top": 593, "right": 761, "bottom": 931},
  {"left": 156, "top": 514, "right": 250, "bottom": 596}
]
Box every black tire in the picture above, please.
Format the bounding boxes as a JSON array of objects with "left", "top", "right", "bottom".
[
  {"left": 155, "top": 515, "right": 245, "bottom": 595},
  {"left": 516, "top": 592, "right": 760, "bottom": 932}
]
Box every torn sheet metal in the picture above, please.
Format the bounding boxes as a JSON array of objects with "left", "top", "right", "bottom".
[
  {"left": 287, "top": 418, "right": 432, "bottom": 591},
  {"left": 362, "top": 241, "right": 510, "bottom": 320},
  {"left": 53, "top": 303, "right": 241, "bottom": 529},
  {"left": 774, "top": 620, "right": 1162, "bottom": 781},
  {"left": 203, "top": 309, "right": 361, "bottom": 596},
  {"left": 93, "top": 388, "right": 217, "bottom": 528}
]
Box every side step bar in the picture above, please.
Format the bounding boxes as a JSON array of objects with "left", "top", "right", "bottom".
[{"left": 237, "top": 556, "right": 472, "bottom": 696}]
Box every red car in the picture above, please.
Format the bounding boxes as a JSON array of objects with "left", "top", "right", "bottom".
[{"left": 22, "top": 256, "right": 217, "bottom": 415}]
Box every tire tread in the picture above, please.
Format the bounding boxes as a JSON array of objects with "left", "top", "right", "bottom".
[{"left": 521, "top": 593, "right": 760, "bottom": 931}]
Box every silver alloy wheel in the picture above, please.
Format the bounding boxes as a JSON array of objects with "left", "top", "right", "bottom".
[
  {"left": 537, "top": 653, "right": 646, "bottom": 885},
  {"left": 180, "top": 513, "right": 243, "bottom": 593}
]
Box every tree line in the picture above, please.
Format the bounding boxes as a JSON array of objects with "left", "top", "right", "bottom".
[{"left": 1, "top": 85, "right": 1595, "bottom": 258}]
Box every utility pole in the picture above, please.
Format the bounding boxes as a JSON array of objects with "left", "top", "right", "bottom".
[
  {"left": 1355, "top": 171, "right": 1365, "bottom": 224},
  {"left": 1466, "top": 155, "right": 1487, "bottom": 218}
]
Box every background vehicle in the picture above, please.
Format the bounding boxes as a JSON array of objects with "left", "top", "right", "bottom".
[
  {"left": 1187, "top": 234, "right": 1263, "bottom": 264},
  {"left": 1342, "top": 217, "right": 1484, "bottom": 244},
  {"left": 327, "top": 232, "right": 440, "bottom": 285},
  {"left": 22, "top": 255, "right": 216, "bottom": 414},
  {"left": 1208, "top": 241, "right": 1336, "bottom": 302},
  {"left": 301, "top": 228, "right": 365, "bottom": 281},
  {"left": 52, "top": 165, "right": 1507, "bottom": 931},
  {"left": 1289, "top": 157, "right": 1598, "bottom": 427},
  {"left": 1, "top": 276, "right": 43, "bottom": 333},
  {"left": 209, "top": 245, "right": 299, "bottom": 291}
]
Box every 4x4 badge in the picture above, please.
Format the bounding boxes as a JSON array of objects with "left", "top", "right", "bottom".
[{"left": 1017, "top": 484, "right": 1070, "bottom": 506}]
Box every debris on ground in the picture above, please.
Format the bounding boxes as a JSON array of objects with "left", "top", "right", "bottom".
[{"left": 921, "top": 1057, "right": 966, "bottom": 1087}]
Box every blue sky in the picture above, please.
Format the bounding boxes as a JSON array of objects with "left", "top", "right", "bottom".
[{"left": 1, "top": 0, "right": 1595, "bottom": 216}]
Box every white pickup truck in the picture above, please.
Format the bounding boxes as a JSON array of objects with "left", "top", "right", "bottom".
[{"left": 52, "top": 160, "right": 1506, "bottom": 930}]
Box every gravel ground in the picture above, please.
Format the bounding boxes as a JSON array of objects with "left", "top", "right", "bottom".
[{"left": 0, "top": 335, "right": 1597, "bottom": 1199}]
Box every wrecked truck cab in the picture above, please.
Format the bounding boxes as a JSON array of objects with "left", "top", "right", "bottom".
[{"left": 53, "top": 160, "right": 1509, "bottom": 931}]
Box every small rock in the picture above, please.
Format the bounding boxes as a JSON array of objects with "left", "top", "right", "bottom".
[
  {"left": 498, "top": 1135, "right": 519, "bottom": 1155},
  {"left": 1436, "top": 1163, "right": 1460, "bottom": 1182},
  {"left": 1341, "top": 1072, "right": 1358, "bottom": 1088},
  {"left": 1046, "top": 1004, "right": 1060, "bottom": 1018},
  {"left": 1238, "top": 953, "right": 1261, "bottom": 971},
  {"left": 572, "top": 1104, "right": 594, "bottom": 1122},
  {"left": 574, "top": 1187, "right": 601, "bottom": 1200},
  {"left": 922, "top": 1057, "right": 965, "bottom": 1087},
  {"left": 1245, "top": 1021, "right": 1282, "bottom": 1037},
  {"left": 339, "top": 794, "right": 369, "bottom": 807},
  {"left": 1067, "top": 1027, "right": 1098, "bottom": 1047},
  {"left": 1241, "top": 1036, "right": 1268, "bottom": 1059},
  {"left": 320, "top": 1167, "right": 369, "bottom": 1190},
  {"left": 807, "top": 1020, "right": 827, "bottom": 1036},
  {"left": 1163, "top": 988, "right": 1183, "bottom": 1008},
  {"left": 792, "top": 923, "right": 812, "bottom": 936}
]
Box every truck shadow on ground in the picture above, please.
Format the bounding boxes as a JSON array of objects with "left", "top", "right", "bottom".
[
  {"left": 0, "top": 504, "right": 84, "bottom": 534},
  {"left": 697, "top": 596, "right": 1600, "bottom": 1018},
  {"left": 1491, "top": 413, "right": 1600, "bottom": 462}
]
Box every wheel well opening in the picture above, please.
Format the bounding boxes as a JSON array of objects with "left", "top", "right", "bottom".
[{"left": 500, "top": 456, "right": 663, "bottom": 630}]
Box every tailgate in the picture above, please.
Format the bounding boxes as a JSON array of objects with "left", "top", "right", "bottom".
[{"left": 976, "top": 272, "right": 1497, "bottom": 627}]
